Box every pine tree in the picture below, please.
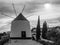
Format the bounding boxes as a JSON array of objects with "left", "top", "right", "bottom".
[
  {"left": 36, "top": 16, "right": 41, "bottom": 41},
  {"left": 42, "top": 21, "right": 47, "bottom": 39}
]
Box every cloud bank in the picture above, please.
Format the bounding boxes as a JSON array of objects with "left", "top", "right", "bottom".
[{"left": 0, "top": 0, "right": 60, "bottom": 32}]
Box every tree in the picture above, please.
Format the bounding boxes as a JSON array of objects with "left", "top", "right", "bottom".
[
  {"left": 42, "top": 21, "right": 47, "bottom": 39},
  {"left": 36, "top": 16, "right": 41, "bottom": 41},
  {"left": 46, "top": 28, "right": 60, "bottom": 45}
]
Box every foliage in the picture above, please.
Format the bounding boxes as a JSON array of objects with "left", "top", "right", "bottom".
[
  {"left": 42, "top": 21, "right": 47, "bottom": 39},
  {"left": 46, "top": 28, "right": 60, "bottom": 45}
]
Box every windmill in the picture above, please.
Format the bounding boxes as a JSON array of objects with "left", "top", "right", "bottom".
[
  {"left": 10, "top": 2, "right": 31, "bottom": 38},
  {"left": 0, "top": 1, "right": 31, "bottom": 38}
]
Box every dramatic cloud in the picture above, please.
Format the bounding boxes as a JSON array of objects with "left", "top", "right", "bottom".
[
  {"left": 0, "top": 0, "right": 32, "bottom": 3},
  {"left": 0, "top": 0, "right": 60, "bottom": 32}
]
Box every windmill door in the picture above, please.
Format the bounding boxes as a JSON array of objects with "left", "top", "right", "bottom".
[{"left": 21, "top": 31, "right": 26, "bottom": 38}]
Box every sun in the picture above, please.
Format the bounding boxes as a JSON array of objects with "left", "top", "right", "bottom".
[{"left": 44, "top": 3, "right": 52, "bottom": 9}]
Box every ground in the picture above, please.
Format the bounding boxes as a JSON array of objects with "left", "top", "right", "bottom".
[{"left": 4, "top": 39, "right": 42, "bottom": 45}]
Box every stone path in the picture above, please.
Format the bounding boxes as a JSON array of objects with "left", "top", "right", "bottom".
[{"left": 4, "top": 39, "right": 42, "bottom": 45}]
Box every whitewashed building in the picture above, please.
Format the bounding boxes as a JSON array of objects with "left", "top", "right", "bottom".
[{"left": 10, "top": 13, "right": 31, "bottom": 38}]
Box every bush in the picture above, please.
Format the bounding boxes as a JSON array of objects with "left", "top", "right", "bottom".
[{"left": 46, "top": 28, "right": 60, "bottom": 45}]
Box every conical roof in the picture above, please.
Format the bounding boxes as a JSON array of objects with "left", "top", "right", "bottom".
[{"left": 14, "top": 13, "right": 28, "bottom": 21}]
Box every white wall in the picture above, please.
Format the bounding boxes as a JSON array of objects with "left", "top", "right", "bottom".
[{"left": 10, "top": 20, "right": 31, "bottom": 37}]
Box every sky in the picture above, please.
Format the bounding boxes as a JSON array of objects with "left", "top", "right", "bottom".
[{"left": 0, "top": 0, "right": 60, "bottom": 32}]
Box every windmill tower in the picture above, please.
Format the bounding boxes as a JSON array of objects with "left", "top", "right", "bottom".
[{"left": 10, "top": 5, "right": 31, "bottom": 38}]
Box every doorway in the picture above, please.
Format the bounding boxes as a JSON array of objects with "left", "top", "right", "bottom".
[{"left": 21, "top": 31, "right": 26, "bottom": 38}]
